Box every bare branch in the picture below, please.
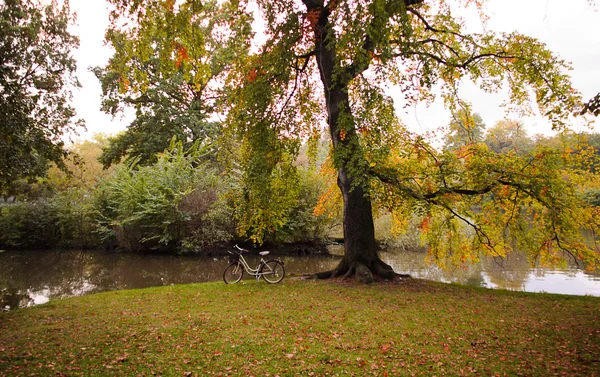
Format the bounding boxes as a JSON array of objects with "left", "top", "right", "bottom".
[{"left": 400, "top": 50, "right": 515, "bottom": 69}]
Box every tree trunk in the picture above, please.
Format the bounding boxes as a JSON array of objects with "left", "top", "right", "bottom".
[{"left": 311, "top": 5, "right": 400, "bottom": 281}]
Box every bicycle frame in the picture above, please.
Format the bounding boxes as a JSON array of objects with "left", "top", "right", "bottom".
[
  {"left": 229, "top": 245, "right": 274, "bottom": 281},
  {"left": 235, "top": 254, "right": 266, "bottom": 275}
]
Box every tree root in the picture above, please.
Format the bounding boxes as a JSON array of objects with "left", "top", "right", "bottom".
[
  {"left": 312, "top": 257, "right": 411, "bottom": 283},
  {"left": 341, "top": 262, "right": 356, "bottom": 280},
  {"left": 313, "top": 270, "right": 335, "bottom": 279}
]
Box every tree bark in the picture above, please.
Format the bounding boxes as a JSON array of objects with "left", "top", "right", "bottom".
[{"left": 309, "top": 2, "right": 401, "bottom": 281}]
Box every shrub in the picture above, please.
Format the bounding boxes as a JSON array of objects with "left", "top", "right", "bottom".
[
  {"left": 0, "top": 188, "right": 100, "bottom": 250},
  {"left": 94, "top": 140, "right": 234, "bottom": 252},
  {"left": 180, "top": 189, "right": 236, "bottom": 252},
  {"left": 0, "top": 200, "right": 60, "bottom": 249},
  {"left": 49, "top": 188, "right": 100, "bottom": 248}
]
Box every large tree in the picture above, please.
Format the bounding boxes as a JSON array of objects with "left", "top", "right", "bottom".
[
  {"left": 0, "top": 0, "right": 82, "bottom": 192},
  {"left": 108, "top": 0, "right": 599, "bottom": 280}
]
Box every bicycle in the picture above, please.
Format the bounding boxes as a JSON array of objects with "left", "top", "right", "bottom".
[{"left": 223, "top": 244, "right": 285, "bottom": 284}]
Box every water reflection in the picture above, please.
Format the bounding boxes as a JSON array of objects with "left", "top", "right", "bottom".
[
  {"left": 381, "top": 251, "right": 488, "bottom": 288},
  {"left": 1, "top": 248, "right": 599, "bottom": 311},
  {"left": 380, "top": 249, "right": 600, "bottom": 295},
  {"left": 0, "top": 250, "right": 342, "bottom": 311}
]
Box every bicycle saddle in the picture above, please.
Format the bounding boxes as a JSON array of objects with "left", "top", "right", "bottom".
[{"left": 259, "top": 251, "right": 270, "bottom": 256}]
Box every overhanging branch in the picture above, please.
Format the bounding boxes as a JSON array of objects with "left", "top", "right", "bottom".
[
  {"left": 370, "top": 168, "right": 499, "bottom": 201},
  {"left": 582, "top": 92, "right": 600, "bottom": 116}
]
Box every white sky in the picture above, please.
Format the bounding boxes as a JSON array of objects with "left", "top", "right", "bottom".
[
  {"left": 67, "top": 0, "right": 600, "bottom": 142},
  {"left": 67, "top": 0, "right": 128, "bottom": 141}
]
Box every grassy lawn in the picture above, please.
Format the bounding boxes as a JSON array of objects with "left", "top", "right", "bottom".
[{"left": 1, "top": 279, "right": 599, "bottom": 376}]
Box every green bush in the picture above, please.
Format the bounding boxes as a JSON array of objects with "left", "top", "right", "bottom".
[
  {"left": 94, "top": 140, "right": 234, "bottom": 252},
  {"left": 0, "top": 188, "right": 100, "bottom": 249},
  {"left": 180, "top": 189, "right": 236, "bottom": 252},
  {"left": 49, "top": 188, "right": 100, "bottom": 248},
  {"left": 0, "top": 200, "right": 60, "bottom": 249}
]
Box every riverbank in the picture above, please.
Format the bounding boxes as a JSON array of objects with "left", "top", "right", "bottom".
[{"left": 1, "top": 279, "right": 599, "bottom": 376}]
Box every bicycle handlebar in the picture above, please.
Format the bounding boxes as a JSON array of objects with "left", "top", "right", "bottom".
[{"left": 234, "top": 244, "right": 248, "bottom": 253}]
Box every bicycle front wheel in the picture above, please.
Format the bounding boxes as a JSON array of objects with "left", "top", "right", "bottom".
[
  {"left": 223, "top": 263, "right": 244, "bottom": 284},
  {"left": 261, "top": 260, "right": 285, "bottom": 283}
]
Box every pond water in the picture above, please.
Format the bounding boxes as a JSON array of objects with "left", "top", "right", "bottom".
[{"left": 1, "top": 248, "right": 599, "bottom": 311}]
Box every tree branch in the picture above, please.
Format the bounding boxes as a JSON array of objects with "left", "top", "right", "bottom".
[
  {"left": 582, "top": 92, "right": 600, "bottom": 116},
  {"left": 415, "top": 38, "right": 461, "bottom": 58},
  {"left": 401, "top": 50, "right": 515, "bottom": 69},
  {"left": 408, "top": 8, "right": 467, "bottom": 41},
  {"left": 551, "top": 222, "right": 582, "bottom": 268},
  {"left": 371, "top": 168, "right": 499, "bottom": 200},
  {"left": 345, "top": 0, "right": 425, "bottom": 80},
  {"left": 403, "top": 8, "right": 515, "bottom": 70},
  {"left": 301, "top": 0, "right": 322, "bottom": 10},
  {"left": 295, "top": 50, "right": 317, "bottom": 60},
  {"left": 430, "top": 197, "right": 503, "bottom": 257}
]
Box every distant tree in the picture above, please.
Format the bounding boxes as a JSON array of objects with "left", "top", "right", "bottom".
[
  {"left": 583, "top": 132, "right": 600, "bottom": 161},
  {"left": 443, "top": 109, "right": 485, "bottom": 151},
  {"left": 94, "top": 0, "right": 250, "bottom": 167},
  {"left": 3, "top": 134, "right": 114, "bottom": 200},
  {"left": 535, "top": 131, "right": 600, "bottom": 208},
  {"left": 536, "top": 131, "right": 600, "bottom": 173},
  {"left": 484, "top": 119, "right": 534, "bottom": 155},
  {"left": 47, "top": 134, "right": 115, "bottom": 191},
  {"left": 0, "top": 0, "right": 82, "bottom": 192}
]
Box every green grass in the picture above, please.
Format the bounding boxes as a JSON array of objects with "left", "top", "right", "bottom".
[{"left": 1, "top": 279, "right": 599, "bottom": 376}]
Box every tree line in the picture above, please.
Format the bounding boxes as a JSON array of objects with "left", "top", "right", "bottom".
[{"left": 2, "top": 115, "right": 598, "bottom": 255}]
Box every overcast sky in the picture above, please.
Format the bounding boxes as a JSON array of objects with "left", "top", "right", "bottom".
[{"left": 67, "top": 0, "right": 600, "bottom": 142}]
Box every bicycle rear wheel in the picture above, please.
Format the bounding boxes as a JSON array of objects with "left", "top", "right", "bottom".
[
  {"left": 261, "top": 260, "right": 285, "bottom": 283},
  {"left": 223, "top": 263, "right": 244, "bottom": 284}
]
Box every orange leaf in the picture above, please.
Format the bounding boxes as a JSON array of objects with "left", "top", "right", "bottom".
[{"left": 246, "top": 68, "right": 258, "bottom": 82}]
